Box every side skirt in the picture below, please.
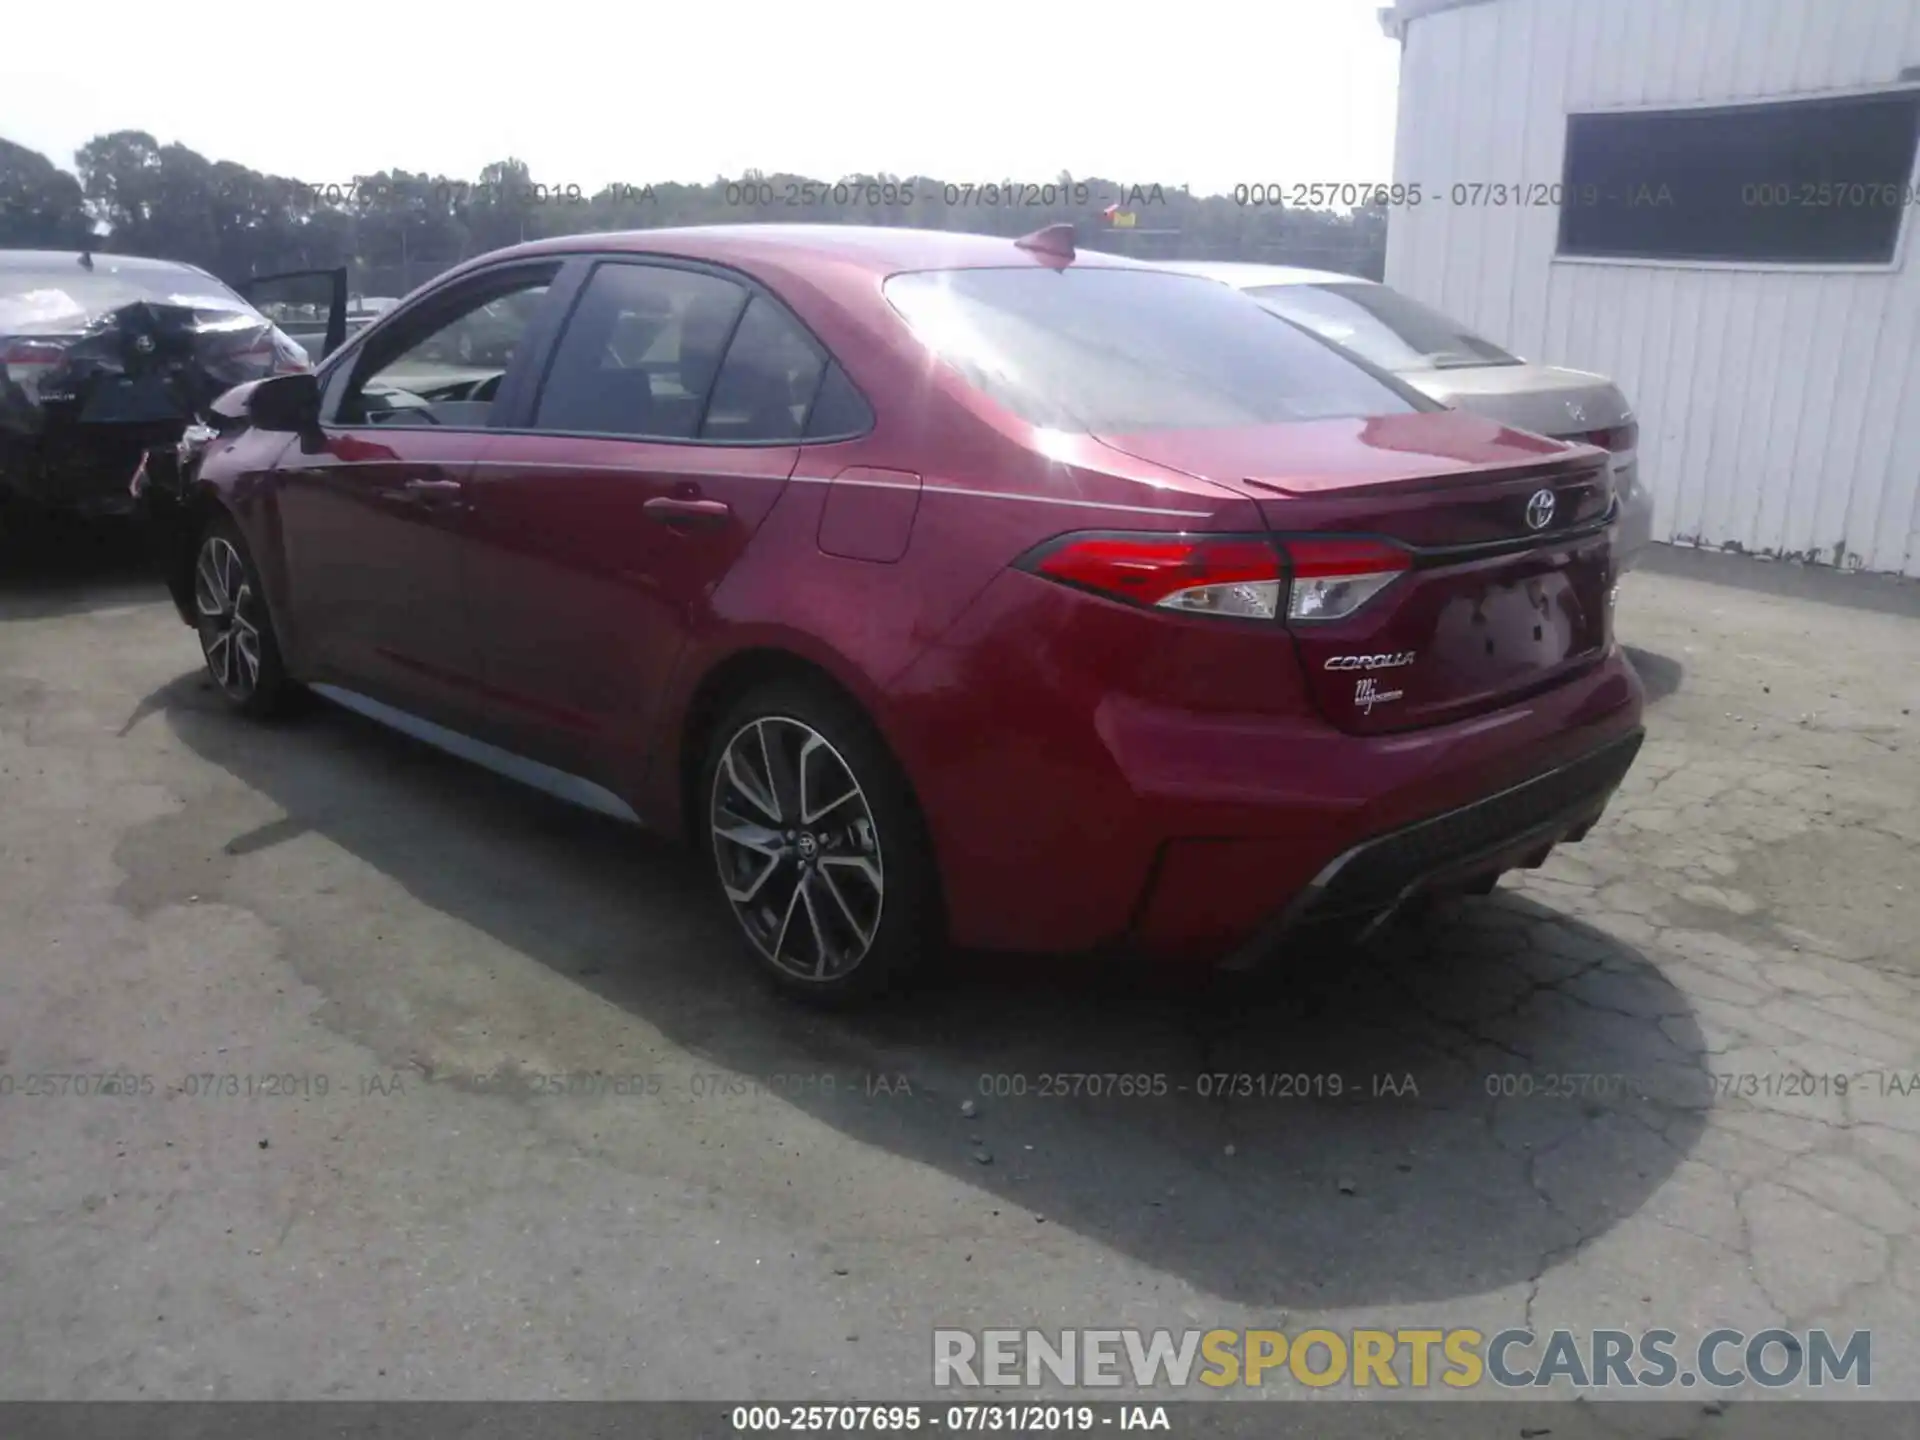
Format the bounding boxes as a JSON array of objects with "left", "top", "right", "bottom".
[{"left": 308, "top": 683, "right": 644, "bottom": 826}]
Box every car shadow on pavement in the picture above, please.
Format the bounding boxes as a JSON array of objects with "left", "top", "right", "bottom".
[
  {"left": 129, "top": 670, "right": 1713, "bottom": 1311},
  {"left": 0, "top": 516, "right": 162, "bottom": 621}
]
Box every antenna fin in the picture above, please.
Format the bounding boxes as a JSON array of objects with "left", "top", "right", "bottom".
[{"left": 1014, "top": 223, "right": 1076, "bottom": 261}]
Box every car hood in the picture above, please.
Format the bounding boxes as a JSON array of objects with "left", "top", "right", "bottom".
[{"left": 1398, "top": 362, "right": 1631, "bottom": 439}]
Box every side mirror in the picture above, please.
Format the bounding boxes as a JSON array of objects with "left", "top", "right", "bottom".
[{"left": 245, "top": 372, "right": 321, "bottom": 432}]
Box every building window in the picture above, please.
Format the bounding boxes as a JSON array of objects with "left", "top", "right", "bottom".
[{"left": 1558, "top": 90, "right": 1920, "bottom": 265}]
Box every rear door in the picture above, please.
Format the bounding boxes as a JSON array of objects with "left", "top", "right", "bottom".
[
  {"left": 459, "top": 258, "right": 828, "bottom": 784},
  {"left": 273, "top": 261, "right": 561, "bottom": 721}
]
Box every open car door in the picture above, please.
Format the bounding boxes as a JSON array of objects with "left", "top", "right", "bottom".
[{"left": 240, "top": 267, "right": 349, "bottom": 366}]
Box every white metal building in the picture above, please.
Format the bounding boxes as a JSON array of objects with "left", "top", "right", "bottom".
[{"left": 1379, "top": 0, "right": 1920, "bottom": 577}]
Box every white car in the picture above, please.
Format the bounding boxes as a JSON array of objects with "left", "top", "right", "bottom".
[{"left": 1161, "top": 262, "right": 1654, "bottom": 569}]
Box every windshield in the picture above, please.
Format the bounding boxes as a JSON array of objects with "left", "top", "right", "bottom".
[
  {"left": 884, "top": 267, "right": 1419, "bottom": 432},
  {"left": 1248, "top": 281, "right": 1520, "bottom": 372},
  {"left": 0, "top": 261, "right": 256, "bottom": 334}
]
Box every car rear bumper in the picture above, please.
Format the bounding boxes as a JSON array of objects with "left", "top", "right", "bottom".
[
  {"left": 893, "top": 576, "right": 1647, "bottom": 961},
  {"left": 1116, "top": 679, "right": 1644, "bottom": 964},
  {"left": 1212, "top": 727, "right": 1642, "bottom": 967},
  {"left": 0, "top": 426, "right": 167, "bottom": 518}
]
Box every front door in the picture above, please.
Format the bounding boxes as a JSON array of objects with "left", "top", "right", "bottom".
[
  {"left": 239, "top": 267, "right": 349, "bottom": 367},
  {"left": 271, "top": 263, "right": 560, "bottom": 723},
  {"left": 459, "top": 260, "right": 830, "bottom": 787}
]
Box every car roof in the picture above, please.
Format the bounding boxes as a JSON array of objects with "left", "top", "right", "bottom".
[
  {"left": 493, "top": 223, "right": 1161, "bottom": 276},
  {"left": 1151, "top": 259, "right": 1375, "bottom": 289},
  {"left": 0, "top": 248, "right": 216, "bottom": 281}
]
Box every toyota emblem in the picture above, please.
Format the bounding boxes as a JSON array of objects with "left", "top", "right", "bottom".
[{"left": 1524, "top": 488, "right": 1557, "bottom": 531}]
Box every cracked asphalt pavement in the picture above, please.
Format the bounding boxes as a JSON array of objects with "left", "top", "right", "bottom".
[{"left": 1, "top": 529, "right": 1916, "bottom": 1416}]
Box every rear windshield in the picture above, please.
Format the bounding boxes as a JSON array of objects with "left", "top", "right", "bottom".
[
  {"left": 883, "top": 267, "right": 1420, "bottom": 432},
  {"left": 0, "top": 262, "right": 255, "bottom": 335},
  {"left": 1248, "top": 282, "right": 1519, "bottom": 372}
]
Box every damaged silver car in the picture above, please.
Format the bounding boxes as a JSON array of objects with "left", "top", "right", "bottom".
[{"left": 0, "top": 250, "right": 334, "bottom": 523}]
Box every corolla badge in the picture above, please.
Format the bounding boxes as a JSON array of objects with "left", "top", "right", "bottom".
[
  {"left": 1324, "top": 651, "right": 1416, "bottom": 672},
  {"left": 1525, "top": 488, "right": 1557, "bottom": 531}
]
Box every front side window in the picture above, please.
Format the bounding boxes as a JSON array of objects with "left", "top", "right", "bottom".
[
  {"left": 336, "top": 271, "right": 553, "bottom": 428},
  {"left": 883, "top": 266, "right": 1419, "bottom": 432},
  {"left": 1250, "top": 282, "right": 1517, "bottom": 372}
]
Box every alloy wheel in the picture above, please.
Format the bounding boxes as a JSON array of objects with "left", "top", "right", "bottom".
[
  {"left": 709, "top": 716, "right": 885, "bottom": 982},
  {"left": 194, "top": 535, "right": 263, "bottom": 701}
]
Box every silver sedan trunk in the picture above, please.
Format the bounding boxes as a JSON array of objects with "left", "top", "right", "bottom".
[
  {"left": 1167, "top": 264, "right": 1658, "bottom": 571},
  {"left": 1401, "top": 362, "right": 1651, "bottom": 569}
]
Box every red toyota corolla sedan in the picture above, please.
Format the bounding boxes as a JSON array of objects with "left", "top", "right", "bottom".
[{"left": 136, "top": 223, "right": 1644, "bottom": 1001}]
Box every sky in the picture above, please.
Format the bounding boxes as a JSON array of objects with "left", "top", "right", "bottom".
[{"left": 1, "top": 0, "right": 1402, "bottom": 198}]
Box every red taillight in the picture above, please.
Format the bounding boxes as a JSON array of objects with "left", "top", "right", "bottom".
[
  {"left": 1, "top": 339, "right": 68, "bottom": 368},
  {"left": 1, "top": 337, "right": 70, "bottom": 400},
  {"left": 1569, "top": 420, "right": 1637, "bottom": 453},
  {"left": 1277, "top": 536, "right": 1412, "bottom": 623},
  {"left": 269, "top": 328, "right": 315, "bottom": 374},
  {"left": 228, "top": 332, "right": 280, "bottom": 372},
  {"left": 1026, "top": 533, "right": 1285, "bottom": 620},
  {"left": 1021, "top": 531, "right": 1415, "bottom": 625},
  {"left": 210, "top": 324, "right": 311, "bottom": 378}
]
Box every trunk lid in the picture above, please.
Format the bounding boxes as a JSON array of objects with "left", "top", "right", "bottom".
[
  {"left": 1095, "top": 411, "right": 1618, "bottom": 734},
  {"left": 1400, "top": 362, "right": 1641, "bottom": 509},
  {"left": 1399, "top": 362, "right": 1630, "bottom": 440}
]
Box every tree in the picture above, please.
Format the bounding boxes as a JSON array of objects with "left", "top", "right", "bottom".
[
  {"left": 73, "top": 130, "right": 169, "bottom": 249},
  {"left": 466, "top": 157, "right": 538, "bottom": 252},
  {"left": 0, "top": 138, "right": 92, "bottom": 247},
  {"left": 14, "top": 134, "right": 1393, "bottom": 293}
]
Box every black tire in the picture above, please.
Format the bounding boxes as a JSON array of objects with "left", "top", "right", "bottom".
[
  {"left": 191, "top": 515, "right": 298, "bottom": 718},
  {"left": 698, "top": 679, "right": 941, "bottom": 1004}
]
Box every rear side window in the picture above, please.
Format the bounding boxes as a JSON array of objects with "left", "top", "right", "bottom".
[
  {"left": 883, "top": 267, "right": 1419, "bottom": 432},
  {"left": 804, "top": 362, "right": 873, "bottom": 439},
  {"left": 533, "top": 263, "right": 749, "bottom": 439},
  {"left": 700, "top": 294, "right": 826, "bottom": 442}
]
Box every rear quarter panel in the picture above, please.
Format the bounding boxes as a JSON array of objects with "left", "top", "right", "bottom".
[{"left": 644, "top": 433, "right": 1258, "bottom": 845}]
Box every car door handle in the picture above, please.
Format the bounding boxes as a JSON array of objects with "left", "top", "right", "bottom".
[
  {"left": 391, "top": 477, "right": 466, "bottom": 511},
  {"left": 643, "top": 496, "right": 731, "bottom": 528}
]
